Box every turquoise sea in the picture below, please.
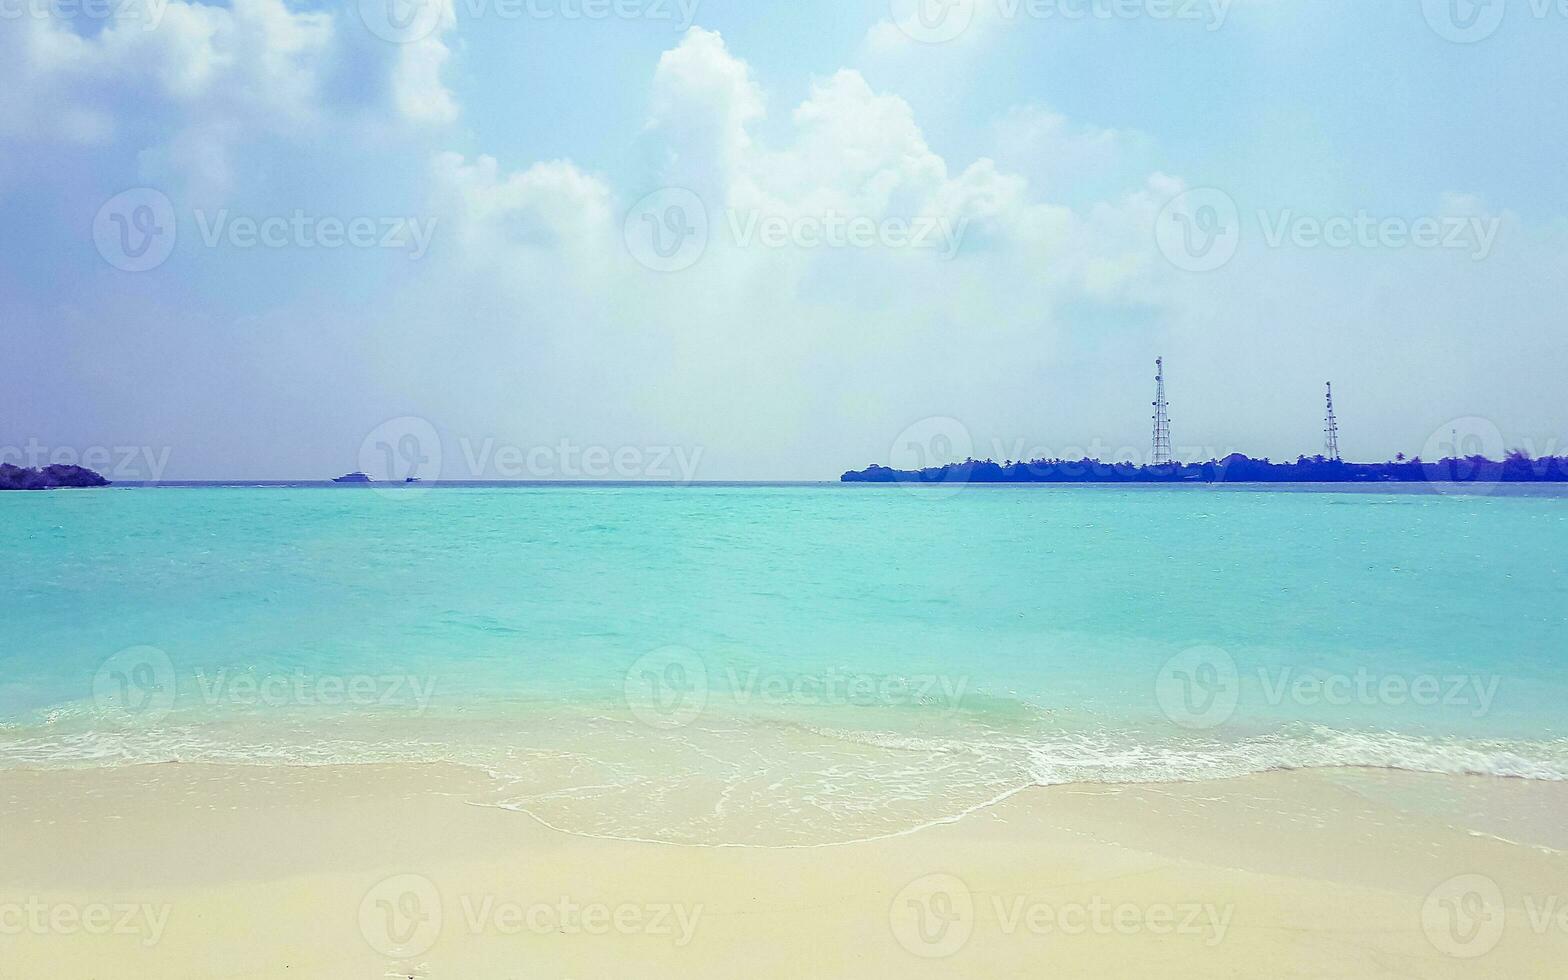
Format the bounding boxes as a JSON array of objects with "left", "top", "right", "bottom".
[{"left": 3, "top": 484, "right": 1566, "bottom": 845}]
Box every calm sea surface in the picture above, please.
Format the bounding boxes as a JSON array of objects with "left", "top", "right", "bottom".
[{"left": 3, "top": 484, "right": 1566, "bottom": 844}]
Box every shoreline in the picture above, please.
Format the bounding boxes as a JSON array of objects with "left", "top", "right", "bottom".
[
  {"left": 6, "top": 756, "right": 1566, "bottom": 854},
  {"left": 8, "top": 721, "right": 1568, "bottom": 849},
  {"left": 3, "top": 763, "right": 1566, "bottom": 977},
  {"left": 473, "top": 763, "right": 1568, "bottom": 853},
  {"left": 6, "top": 713, "right": 1568, "bottom": 848}
]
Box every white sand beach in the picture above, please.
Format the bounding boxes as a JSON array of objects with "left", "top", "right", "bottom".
[{"left": 3, "top": 763, "right": 1564, "bottom": 978}]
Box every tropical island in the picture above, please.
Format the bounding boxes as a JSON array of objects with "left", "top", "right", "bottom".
[
  {"left": 842, "top": 452, "right": 1568, "bottom": 485},
  {"left": 0, "top": 464, "right": 111, "bottom": 490}
]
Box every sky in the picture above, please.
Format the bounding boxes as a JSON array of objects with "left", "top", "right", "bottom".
[{"left": 3, "top": 0, "right": 1566, "bottom": 481}]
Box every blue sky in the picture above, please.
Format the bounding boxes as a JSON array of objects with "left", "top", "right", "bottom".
[{"left": 3, "top": 0, "right": 1565, "bottom": 479}]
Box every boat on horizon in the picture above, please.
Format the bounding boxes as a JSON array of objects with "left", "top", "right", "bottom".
[{"left": 332, "top": 472, "right": 371, "bottom": 483}]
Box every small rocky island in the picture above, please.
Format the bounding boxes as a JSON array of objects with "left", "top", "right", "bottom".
[{"left": 0, "top": 464, "right": 111, "bottom": 490}]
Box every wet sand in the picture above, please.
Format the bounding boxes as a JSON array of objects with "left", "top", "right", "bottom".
[{"left": 1, "top": 763, "right": 1564, "bottom": 978}]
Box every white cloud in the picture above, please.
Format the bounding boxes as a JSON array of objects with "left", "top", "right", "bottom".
[
  {"left": 757, "top": 69, "right": 949, "bottom": 217},
  {"left": 992, "top": 104, "right": 1152, "bottom": 197},
  {"left": 444, "top": 27, "right": 1166, "bottom": 310},
  {"left": 640, "top": 30, "right": 1137, "bottom": 266},
  {"left": 646, "top": 25, "right": 764, "bottom": 193},
  {"left": 429, "top": 151, "right": 616, "bottom": 271},
  {"left": 0, "top": 0, "right": 456, "bottom": 192},
  {"left": 402, "top": 28, "right": 1178, "bottom": 476},
  {"left": 387, "top": 0, "right": 460, "bottom": 125}
]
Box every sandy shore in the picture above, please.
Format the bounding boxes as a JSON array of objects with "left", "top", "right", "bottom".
[{"left": 2, "top": 763, "right": 1565, "bottom": 978}]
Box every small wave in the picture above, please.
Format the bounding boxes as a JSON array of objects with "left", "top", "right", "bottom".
[
  {"left": 1020, "top": 725, "right": 1568, "bottom": 786},
  {"left": 2, "top": 719, "right": 1564, "bottom": 846}
]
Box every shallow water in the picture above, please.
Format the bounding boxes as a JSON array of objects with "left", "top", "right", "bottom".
[{"left": 3, "top": 484, "right": 1566, "bottom": 844}]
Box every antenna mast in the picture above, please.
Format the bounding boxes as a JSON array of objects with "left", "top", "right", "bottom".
[
  {"left": 1323, "top": 382, "right": 1340, "bottom": 461},
  {"left": 1152, "top": 357, "right": 1172, "bottom": 466}
]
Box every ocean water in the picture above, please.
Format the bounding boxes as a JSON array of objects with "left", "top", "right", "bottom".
[{"left": 3, "top": 484, "right": 1566, "bottom": 845}]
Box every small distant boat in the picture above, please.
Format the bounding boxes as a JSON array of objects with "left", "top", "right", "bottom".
[
  {"left": 404, "top": 476, "right": 421, "bottom": 483},
  {"left": 332, "top": 472, "right": 371, "bottom": 483}
]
